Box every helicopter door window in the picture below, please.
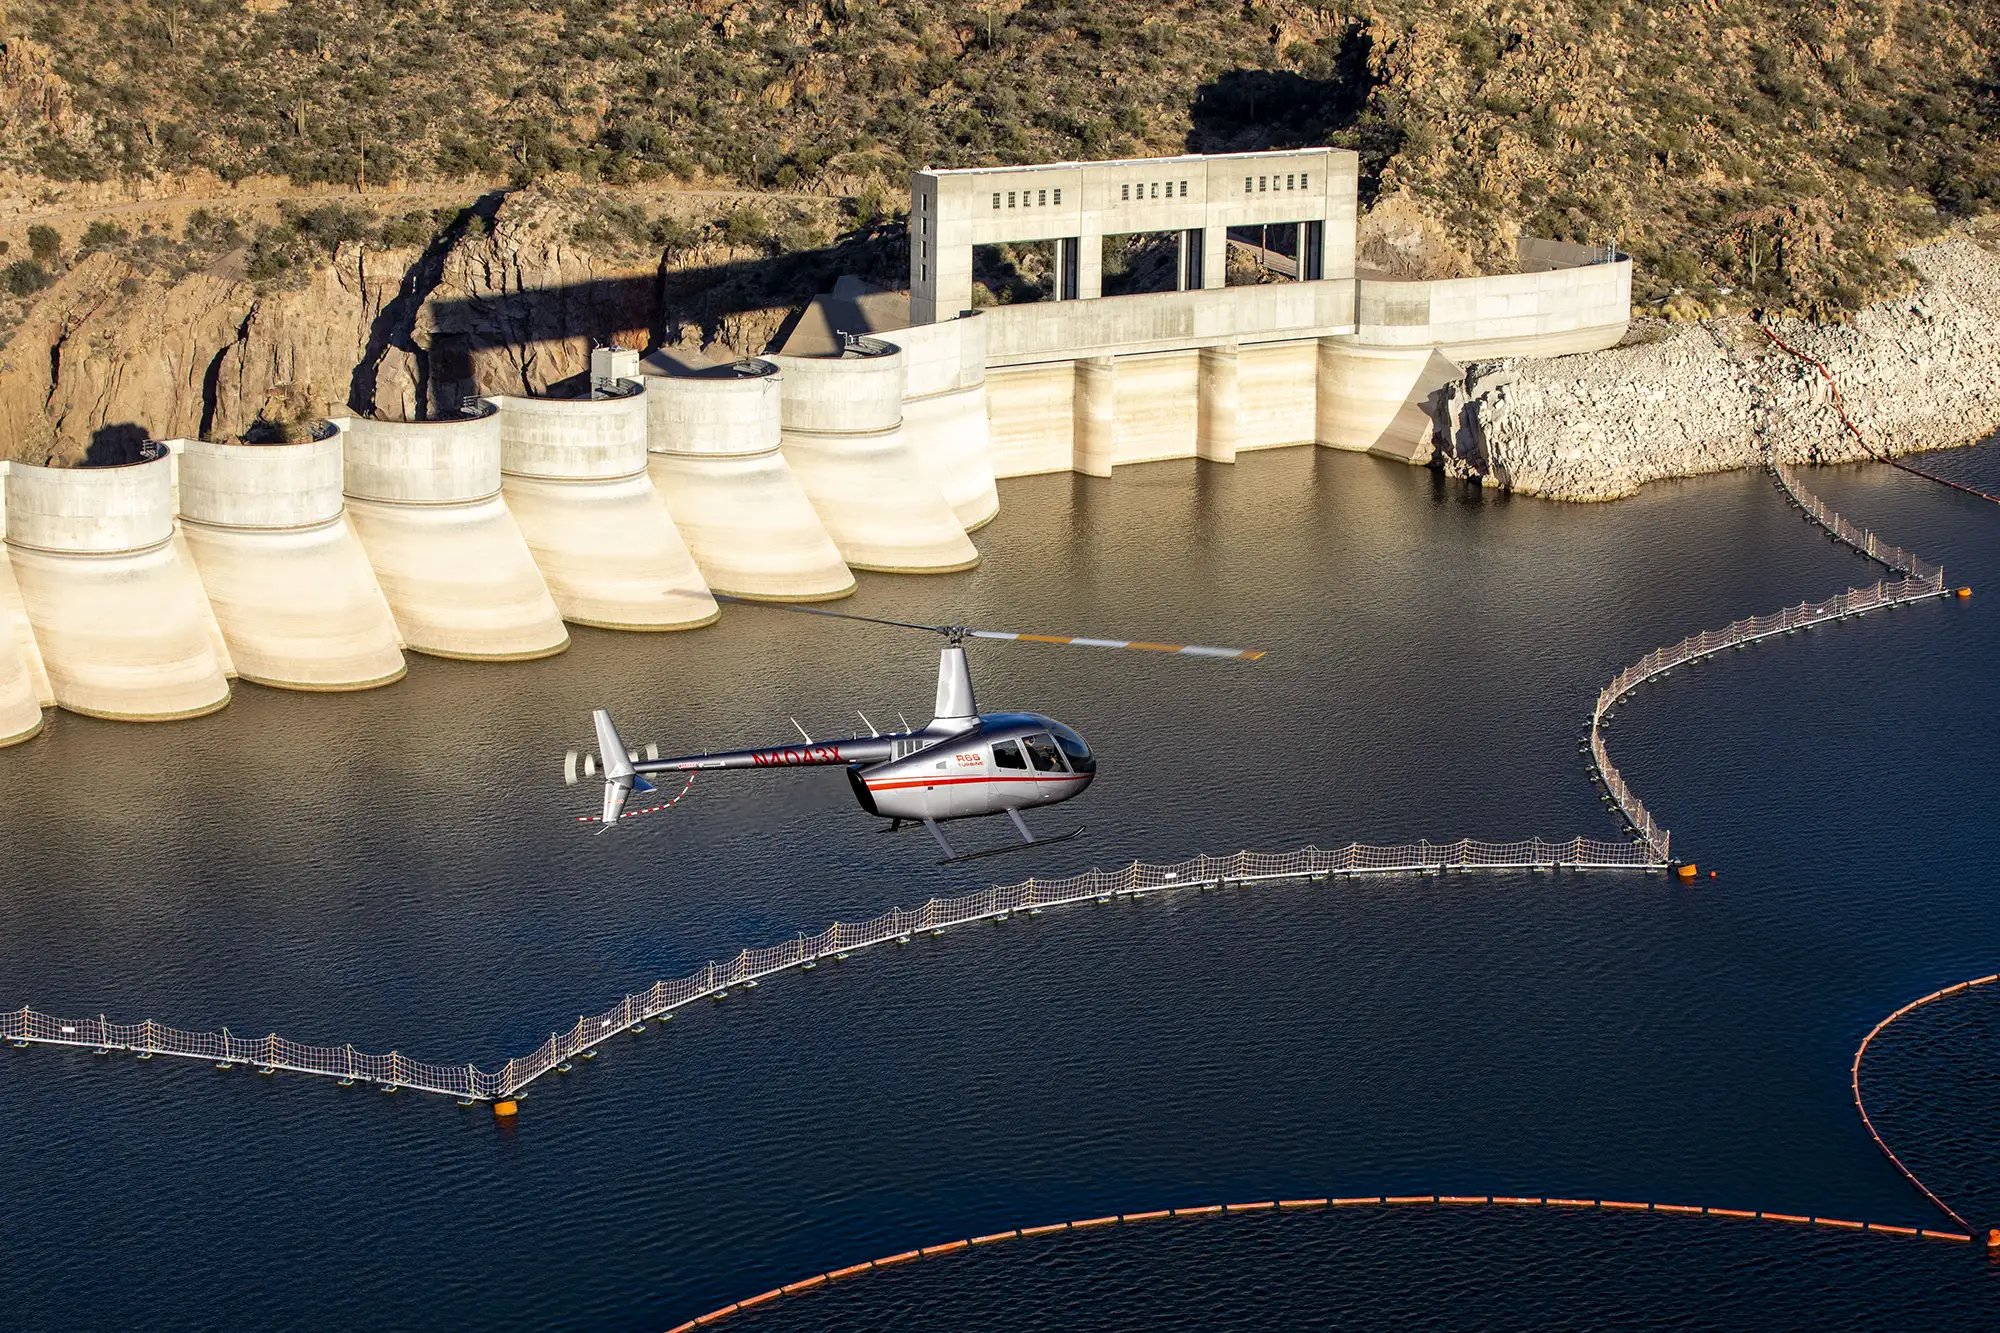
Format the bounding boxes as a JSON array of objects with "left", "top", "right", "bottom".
[
  {"left": 991, "top": 739, "right": 1028, "bottom": 770},
  {"left": 1023, "top": 733, "right": 1068, "bottom": 773}
]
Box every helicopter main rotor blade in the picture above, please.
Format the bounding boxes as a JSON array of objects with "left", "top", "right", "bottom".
[
  {"left": 711, "top": 594, "right": 949, "bottom": 636},
  {"left": 966, "top": 630, "right": 1265, "bottom": 661},
  {"left": 711, "top": 594, "right": 1264, "bottom": 660}
]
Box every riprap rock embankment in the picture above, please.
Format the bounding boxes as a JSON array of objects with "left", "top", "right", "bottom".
[{"left": 1436, "top": 239, "right": 2000, "bottom": 500}]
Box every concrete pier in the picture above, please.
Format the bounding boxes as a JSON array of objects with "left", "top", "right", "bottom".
[
  {"left": 1314, "top": 340, "right": 1442, "bottom": 455},
  {"left": 493, "top": 382, "right": 717, "bottom": 631},
  {"left": 1196, "top": 344, "right": 1241, "bottom": 464},
  {"left": 641, "top": 354, "right": 855, "bottom": 601},
  {"left": 0, "top": 465, "right": 55, "bottom": 744},
  {"left": 175, "top": 434, "right": 407, "bottom": 690},
  {"left": 891, "top": 315, "right": 1000, "bottom": 530},
  {"left": 0, "top": 473, "right": 44, "bottom": 743},
  {"left": 3, "top": 457, "right": 231, "bottom": 721},
  {"left": 770, "top": 340, "right": 980, "bottom": 574},
  {"left": 339, "top": 409, "right": 570, "bottom": 660}
]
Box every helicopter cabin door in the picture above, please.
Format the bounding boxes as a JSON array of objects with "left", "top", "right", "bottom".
[{"left": 1019, "top": 731, "right": 1074, "bottom": 802}]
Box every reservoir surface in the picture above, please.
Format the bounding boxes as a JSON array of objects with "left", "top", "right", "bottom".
[{"left": 2, "top": 444, "right": 1996, "bottom": 1329}]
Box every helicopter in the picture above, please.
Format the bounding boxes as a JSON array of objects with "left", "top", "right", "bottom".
[{"left": 566, "top": 601, "right": 1265, "bottom": 862}]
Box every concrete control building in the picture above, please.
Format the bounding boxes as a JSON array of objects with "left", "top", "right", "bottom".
[{"left": 0, "top": 147, "right": 1629, "bottom": 742}]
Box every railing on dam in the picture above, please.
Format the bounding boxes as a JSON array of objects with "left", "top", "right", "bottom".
[{"left": 3, "top": 837, "right": 1659, "bottom": 1104}]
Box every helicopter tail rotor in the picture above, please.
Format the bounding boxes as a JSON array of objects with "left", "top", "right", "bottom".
[{"left": 566, "top": 710, "right": 660, "bottom": 831}]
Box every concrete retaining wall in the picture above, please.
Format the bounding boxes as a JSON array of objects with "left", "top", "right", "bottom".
[
  {"left": 641, "top": 360, "right": 854, "bottom": 601},
  {"left": 1238, "top": 341, "right": 1320, "bottom": 450},
  {"left": 493, "top": 385, "right": 717, "bottom": 630},
  {"left": 338, "top": 411, "right": 569, "bottom": 661},
  {"left": 982, "top": 278, "right": 1358, "bottom": 367},
  {"left": 985, "top": 361, "right": 1077, "bottom": 479},
  {"left": 1353, "top": 257, "right": 1630, "bottom": 357},
  {"left": 175, "top": 436, "right": 407, "bottom": 691},
  {"left": 769, "top": 342, "right": 979, "bottom": 574},
  {"left": 3, "top": 457, "right": 231, "bottom": 720}
]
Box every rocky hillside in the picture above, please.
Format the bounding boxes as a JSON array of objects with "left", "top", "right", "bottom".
[
  {"left": 1435, "top": 234, "right": 2000, "bottom": 500},
  {"left": 0, "top": 184, "right": 906, "bottom": 464},
  {"left": 3, "top": 0, "right": 1996, "bottom": 318},
  {"left": 1, "top": 1, "right": 1997, "bottom": 464}
]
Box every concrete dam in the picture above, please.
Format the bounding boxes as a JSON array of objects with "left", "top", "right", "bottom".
[{"left": 0, "top": 148, "right": 1629, "bottom": 744}]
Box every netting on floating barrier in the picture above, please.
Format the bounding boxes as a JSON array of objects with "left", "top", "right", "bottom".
[
  {"left": 1588, "top": 462, "right": 1949, "bottom": 863},
  {"left": 2, "top": 837, "right": 1658, "bottom": 1102},
  {"left": 1772, "top": 461, "right": 1944, "bottom": 584}
]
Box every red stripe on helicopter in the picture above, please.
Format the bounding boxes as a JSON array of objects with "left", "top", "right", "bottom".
[{"left": 864, "top": 773, "right": 1091, "bottom": 791}]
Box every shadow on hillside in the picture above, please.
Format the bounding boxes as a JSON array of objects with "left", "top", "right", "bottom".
[
  {"left": 1186, "top": 26, "right": 1399, "bottom": 200},
  {"left": 398, "top": 225, "right": 909, "bottom": 413}
]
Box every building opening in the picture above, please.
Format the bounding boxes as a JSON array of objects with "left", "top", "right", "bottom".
[{"left": 970, "top": 241, "right": 1055, "bottom": 305}]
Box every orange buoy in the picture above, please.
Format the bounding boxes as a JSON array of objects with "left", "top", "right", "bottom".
[
  {"left": 1989, "top": 1227, "right": 1999, "bottom": 1252},
  {"left": 493, "top": 1099, "right": 518, "bottom": 1118},
  {"left": 1709, "top": 870, "right": 1718, "bottom": 879},
  {"left": 1956, "top": 586, "right": 1973, "bottom": 599},
  {"left": 1676, "top": 864, "right": 1698, "bottom": 881}
]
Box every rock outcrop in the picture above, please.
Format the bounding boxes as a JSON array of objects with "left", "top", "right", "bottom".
[{"left": 1436, "top": 239, "right": 2000, "bottom": 500}]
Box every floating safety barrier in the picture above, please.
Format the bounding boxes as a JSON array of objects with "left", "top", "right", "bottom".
[
  {"left": 1585, "top": 459, "right": 1952, "bottom": 865},
  {"left": 1851, "top": 973, "right": 1998, "bottom": 1236},
  {"left": 660, "top": 1193, "right": 1975, "bottom": 1331},
  {"left": 0, "top": 836, "right": 1660, "bottom": 1105}
]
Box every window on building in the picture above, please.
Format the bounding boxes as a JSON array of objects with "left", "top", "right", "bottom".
[
  {"left": 1038, "top": 189, "right": 1047, "bottom": 205},
  {"left": 1147, "top": 182, "right": 1155, "bottom": 198},
  {"left": 1287, "top": 174, "right": 1295, "bottom": 189},
  {"left": 1180, "top": 181, "right": 1188, "bottom": 196},
  {"left": 1053, "top": 188, "right": 1062, "bottom": 205},
  {"left": 920, "top": 263, "right": 928, "bottom": 282},
  {"left": 1301, "top": 173, "right": 1309, "bottom": 190},
  {"left": 992, "top": 193, "right": 1000, "bottom": 209},
  {"left": 1121, "top": 184, "right": 1130, "bottom": 200},
  {"left": 1245, "top": 176, "right": 1253, "bottom": 193},
  {"left": 1008, "top": 191, "right": 1016, "bottom": 207}
]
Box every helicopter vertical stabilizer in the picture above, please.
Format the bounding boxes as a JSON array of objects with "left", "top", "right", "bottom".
[
  {"left": 929, "top": 645, "right": 977, "bottom": 732},
  {"left": 593, "top": 708, "right": 636, "bottom": 828}
]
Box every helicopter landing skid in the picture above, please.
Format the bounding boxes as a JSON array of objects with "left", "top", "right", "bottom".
[{"left": 923, "top": 813, "right": 1084, "bottom": 864}]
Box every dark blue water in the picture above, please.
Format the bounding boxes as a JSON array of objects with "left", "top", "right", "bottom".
[{"left": 1, "top": 444, "right": 1996, "bottom": 1330}]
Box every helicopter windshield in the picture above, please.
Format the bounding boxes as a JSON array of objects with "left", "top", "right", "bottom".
[
  {"left": 1048, "top": 723, "right": 1092, "bottom": 764},
  {"left": 1022, "top": 733, "right": 1068, "bottom": 773}
]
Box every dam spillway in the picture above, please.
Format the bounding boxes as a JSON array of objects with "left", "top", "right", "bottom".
[
  {"left": 338, "top": 409, "right": 571, "bottom": 662},
  {"left": 493, "top": 380, "right": 718, "bottom": 632},
  {"left": 770, "top": 339, "right": 980, "bottom": 575},
  {"left": 641, "top": 354, "right": 856, "bottom": 602},
  {"left": 174, "top": 435, "right": 407, "bottom": 691},
  {"left": 2, "top": 456, "right": 231, "bottom": 721},
  {"left": 0, "top": 148, "right": 1639, "bottom": 739}
]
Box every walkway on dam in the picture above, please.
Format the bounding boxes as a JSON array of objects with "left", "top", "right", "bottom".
[{"left": 0, "top": 457, "right": 1961, "bottom": 1108}]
